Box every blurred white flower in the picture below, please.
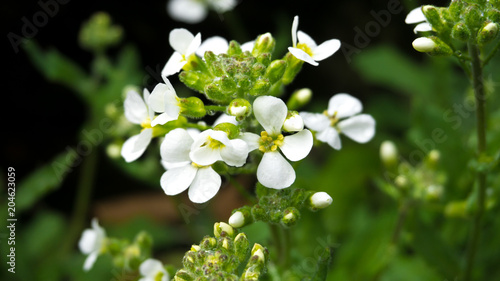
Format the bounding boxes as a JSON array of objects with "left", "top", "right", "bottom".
[
  {"left": 405, "top": 6, "right": 432, "bottom": 33},
  {"left": 300, "top": 93, "right": 375, "bottom": 150},
  {"left": 138, "top": 259, "right": 169, "bottom": 281},
  {"left": 167, "top": 0, "right": 238, "bottom": 24},
  {"left": 243, "top": 96, "right": 313, "bottom": 189},
  {"left": 288, "top": 15, "right": 341, "bottom": 66},
  {"left": 162, "top": 28, "right": 201, "bottom": 77},
  {"left": 78, "top": 218, "right": 106, "bottom": 271}
]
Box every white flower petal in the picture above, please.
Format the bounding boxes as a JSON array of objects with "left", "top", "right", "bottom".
[
  {"left": 78, "top": 229, "right": 97, "bottom": 254},
  {"left": 241, "top": 41, "right": 255, "bottom": 52},
  {"left": 291, "top": 15, "right": 299, "bottom": 47},
  {"left": 169, "top": 28, "right": 195, "bottom": 54},
  {"left": 213, "top": 113, "right": 238, "bottom": 126},
  {"left": 405, "top": 7, "right": 426, "bottom": 24},
  {"left": 188, "top": 167, "right": 221, "bottom": 203},
  {"left": 83, "top": 251, "right": 99, "bottom": 271},
  {"left": 257, "top": 151, "right": 295, "bottom": 189},
  {"left": 162, "top": 52, "right": 186, "bottom": 77},
  {"left": 186, "top": 32, "right": 202, "bottom": 57},
  {"left": 209, "top": 0, "right": 237, "bottom": 13},
  {"left": 414, "top": 22, "right": 432, "bottom": 33},
  {"left": 190, "top": 145, "right": 222, "bottom": 166},
  {"left": 297, "top": 31, "right": 317, "bottom": 48},
  {"left": 317, "top": 127, "right": 342, "bottom": 150},
  {"left": 160, "top": 165, "right": 197, "bottom": 195},
  {"left": 151, "top": 112, "right": 175, "bottom": 127},
  {"left": 139, "top": 259, "right": 165, "bottom": 278},
  {"left": 239, "top": 132, "right": 260, "bottom": 151},
  {"left": 300, "top": 112, "right": 330, "bottom": 132},
  {"left": 167, "top": 0, "right": 207, "bottom": 24},
  {"left": 280, "top": 129, "right": 313, "bottom": 161},
  {"left": 253, "top": 96, "right": 288, "bottom": 135},
  {"left": 124, "top": 89, "right": 148, "bottom": 124},
  {"left": 327, "top": 93, "right": 363, "bottom": 118},
  {"left": 144, "top": 88, "right": 155, "bottom": 122},
  {"left": 121, "top": 129, "right": 153, "bottom": 163},
  {"left": 220, "top": 139, "right": 248, "bottom": 167},
  {"left": 312, "top": 39, "right": 341, "bottom": 61},
  {"left": 338, "top": 114, "right": 376, "bottom": 143},
  {"left": 288, "top": 47, "right": 318, "bottom": 66},
  {"left": 161, "top": 128, "right": 193, "bottom": 163},
  {"left": 196, "top": 36, "right": 229, "bottom": 56}
]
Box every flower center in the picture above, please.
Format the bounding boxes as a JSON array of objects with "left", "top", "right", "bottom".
[
  {"left": 191, "top": 162, "right": 207, "bottom": 168},
  {"left": 141, "top": 117, "right": 152, "bottom": 130},
  {"left": 200, "top": 136, "right": 226, "bottom": 150},
  {"left": 154, "top": 271, "right": 165, "bottom": 281},
  {"left": 258, "top": 131, "right": 284, "bottom": 153},
  {"left": 297, "top": 42, "right": 314, "bottom": 57},
  {"left": 323, "top": 110, "right": 339, "bottom": 127}
]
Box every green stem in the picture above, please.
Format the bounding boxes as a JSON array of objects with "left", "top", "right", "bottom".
[
  {"left": 463, "top": 42, "right": 488, "bottom": 281},
  {"left": 391, "top": 200, "right": 411, "bottom": 245},
  {"left": 269, "top": 224, "right": 286, "bottom": 268}
]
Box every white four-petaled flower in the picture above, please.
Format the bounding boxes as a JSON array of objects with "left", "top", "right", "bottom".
[
  {"left": 405, "top": 6, "right": 433, "bottom": 34},
  {"left": 138, "top": 258, "right": 169, "bottom": 281},
  {"left": 243, "top": 96, "right": 313, "bottom": 189},
  {"left": 288, "top": 15, "right": 341, "bottom": 66},
  {"left": 78, "top": 218, "right": 106, "bottom": 271},
  {"left": 300, "top": 93, "right": 375, "bottom": 150},
  {"left": 162, "top": 28, "right": 202, "bottom": 77}
]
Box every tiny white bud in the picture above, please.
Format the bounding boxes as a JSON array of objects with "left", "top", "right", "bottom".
[
  {"left": 106, "top": 143, "right": 121, "bottom": 159},
  {"left": 229, "top": 105, "right": 247, "bottom": 117},
  {"left": 214, "top": 222, "right": 234, "bottom": 237},
  {"left": 310, "top": 192, "right": 333, "bottom": 209},
  {"left": 253, "top": 249, "right": 265, "bottom": 262},
  {"left": 295, "top": 88, "right": 312, "bottom": 103},
  {"left": 394, "top": 175, "right": 408, "bottom": 188},
  {"left": 428, "top": 150, "right": 440, "bottom": 163},
  {"left": 412, "top": 37, "right": 436, "bottom": 52},
  {"left": 256, "top": 32, "right": 272, "bottom": 45},
  {"left": 283, "top": 113, "right": 304, "bottom": 132},
  {"left": 228, "top": 211, "right": 245, "bottom": 228},
  {"left": 380, "top": 140, "right": 398, "bottom": 166}
]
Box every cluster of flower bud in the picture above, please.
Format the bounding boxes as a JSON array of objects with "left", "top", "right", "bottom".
[
  {"left": 407, "top": 0, "right": 500, "bottom": 55},
  {"left": 379, "top": 141, "right": 446, "bottom": 203},
  {"left": 78, "top": 12, "right": 123, "bottom": 53},
  {"left": 173, "top": 222, "right": 268, "bottom": 281},
  {"left": 228, "top": 186, "right": 333, "bottom": 229}
]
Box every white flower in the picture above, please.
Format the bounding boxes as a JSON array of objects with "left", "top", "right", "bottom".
[
  {"left": 195, "top": 36, "right": 255, "bottom": 57},
  {"left": 244, "top": 96, "right": 313, "bottom": 189},
  {"left": 288, "top": 15, "right": 341, "bottom": 66},
  {"left": 167, "top": 0, "right": 237, "bottom": 24},
  {"left": 300, "top": 93, "right": 375, "bottom": 150},
  {"left": 121, "top": 88, "right": 175, "bottom": 163},
  {"left": 138, "top": 259, "right": 169, "bottom": 281},
  {"left": 160, "top": 128, "right": 222, "bottom": 203},
  {"left": 148, "top": 78, "right": 182, "bottom": 120},
  {"left": 405, "top": 6, "right": 433, "bottom": 33},
  {"left": 162, "top": 28, "right": 201, "bottom": 77},
  {"left": 189, "top": 129, "right": 249, "bottom": 167},
  {"left": 78, "top": 218, "right": 106, "bottom": 271}
]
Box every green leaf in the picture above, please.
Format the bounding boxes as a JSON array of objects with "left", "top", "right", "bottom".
[
  {"left": 17, "top": 150, "right": 78, "bottom": 213},
  {"left": 22, "top": 40, "right": 92, "bottom": 97},
  {"left": 352, "top": 45, "right": 433, "bottom": 97}
]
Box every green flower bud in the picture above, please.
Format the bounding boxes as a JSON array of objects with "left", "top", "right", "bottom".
[
  {"left": 174, "top": 269, "right": 194, "bottom": 281},
  {"left": 394, "top": 175, "right": 409, "bottom": 189},
  {"left": 250, "top": 243, "right": 267, "bottom": 264},
  {"left": 251, "top": 63, "right": 266, "bottom": 78},
  {"left": 234, "top": 233, "right": 250, "bottom": 262},
  {"left": 214, "top": 222, "right": 235, "bottom": 238},
  {"left": 451, "top": 22, "right": 471, "bottom": 41},
  {"left": 227, "top": 98, "right": 251, "bottom": 121},
  {"left": 79, "top": 12, "right": 123, "bottom": 52},
  {"left": 228, "top": 40, "right": 242, "bottom": 56},
  {"left": 449, "top": 0, "right": 465, "bottom": 22},
  {"left": 179, "top": 71, "right": 210, "bottom": 93},
  {"left": 252, "top": 33, "right": 275, "bottom": 56},
  {"left": 249, "top": 78, "right": 271, "bottom": 96},
  {"left": 425, "top": 185, "right": 443, "bottom": 201},
  {"left": 256, "top": 53, "right": 272, "bottom": 67},
  {"left": 205, "top": 51, "right": 225, "bottom": 77},
  {"left": 204, "top": 84, "right": 228, "bottom": 103},
  {"left": 281, "top": 207, "right": 300, "bottom": 227},
  {"left": 492, "top": 0, "right": 500, "bottom": 10},
  {"left": 464, "top": 4, "right": 483, "bottom": 30},
  {"left": 477, "top": 22, "right": 499, "bottom": 45},
  {"left": 412, "top": 36, "right": 453, "bottom": 56},
  {"left": 426, "top": 150, "right": 440, "bottom": 169},
  {"left": 220, "top": 75, "right": 237, "bottom": 93},
  {"left": 487, "top": 9, "right": 500, "bottom": 23},
  {"left": 214, "top": 122, "right": 240, "bottom": 139},
  {"left": 135, "top": 231, "right": 152, "bottom": 253},
  {"left": 219, "top": 237, "right": 233, "bottom": 250},
  {"left": 282, "top": 52, "right": 304, "bottom": 85},
  {"left": 264, "top": 60, "right": 287, "bottom": 84},
  {"left": 287, "top": 88, "right": 312, "bottom": 110},
  {"left": 380, "top": 140, "right": 398, "bottom": 169},
  {"left": 422, "top": 6, "right": 444, "bottom": 30},
  {"left": 179, "top": 97, "right": 206, "bottom": 118},
  {"left": 201, "top": 236, "right": 217, "bottom": 249}
]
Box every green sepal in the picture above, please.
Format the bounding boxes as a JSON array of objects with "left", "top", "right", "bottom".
[{"left": 264, "top": 59, "right": 287, "bottom": 84}]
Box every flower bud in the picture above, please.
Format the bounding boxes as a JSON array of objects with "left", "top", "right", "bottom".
[
  {"left": 426, "top": 149, "right": 440, "bottom": 169},
  {"left": 464, "top": 5, "right": 482, "bottom": 30},
  {"left": 425, "top": 185, "right": 443, "bottom": 201},
  {"left": 477, "top": 22, "right": 499, "bottom": 45},
  {"left": 214, "top": 222, "right": 235, "bottom": 238},
  {"left": 451, "top": 22, "right": 471, "bottom": 41},
  {"left": 265, "top": 59, "right": 287, "bottom": 84},
  {"left": 227, "top": 98, "right": 251, "bottom": 121},
  {"left": 380, "top": 141, "right": 398, "bottom": 169},
  {"left": 228, "top": 40, "right": 242, "bottom": 56},
  {"left": 234, "top": 233, "right": 250, "bottom": 262},
  {"left": 448, "top": 0, "right": 465, "bottom": 22},
  {"left": 250, "top": 243, "right": 266, "bottom": 263},
  {"left": 228, "top": 211, "right": 245, "bottom": 228},
  {"left": 487, "top": 9, "right": 500, "bottom": 23},
  {"left": 179, "top": 97, "right": 206, "bottom": 118},
  {"left": 204, "top": 51, "right": 225, "bottom": 77},
  {"left": 249, "top": 78, "right": 271, "bottom": 96},
  {"left": 179, "top": 71, "right": 210, "bottom": 93},
  {"left": 252, "top": 33, "right": 275, "bottom": 56},
  {"left": 79, "top": 12, "right": 123, "bottom": 52},
  {"left": 220, "top": 75, "right": 237, "bottom": 93},
  {"left": 282, "top": 52, "right": 304, "bottom": 85},
  {"left": 309, "top": 192, "right": 333, "bottom": 210},
  {"left": 283, "top": 111, "right": 304, "bottom": 132},
  {"left": 412, "top": 36, "right": 453, "bottom": 56},
  {"left": 214, "top": 122, "right": 240, "bottom": 139},
  {"left": 174, "top": 269, "right": 194, "bottom": 281},
  {"left": 281, "top": 207, "right": 300, "bottom": 227},
  {"left": 204, "top": 84, "right": 228, "bottom": 103},
  {"left": 106, "top": 143, "right": 121, "bottom": 159},
  {"left": 200, "top": 237, "right": 217, "bottom": 249},
  {"left": 422, "top": 5, "right": 443, "bottom": 30},
  {"left": 287, "top": 88, "right": 312, "bottom": 110},
  {"left": 395, "top": 175, "right": 409, "bottom": 189}
]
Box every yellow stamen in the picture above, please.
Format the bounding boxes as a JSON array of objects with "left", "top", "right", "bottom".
[{"left": 258, "top": 131, "right": 285, "bottom": 153}]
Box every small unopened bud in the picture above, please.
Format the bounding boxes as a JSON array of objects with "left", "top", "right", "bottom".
[
  {"left": 425, "top": 185, "right": 443, "bottom": 201},
  {"left": 412, "top": 37, "right": 453, "bottom": 56},
  {"left": 421, "top": 5, "right": 443, "bottom": 30},
  {"left": 487, "top": 9, "right": 500, "bottom": 23},
  {"left": 444, "top": 201, "right": 467, "bottom": 218},
  {"left": 252, "top": 33, "right": 275, "bottom": 56},
  {"left": 227, "top": 98, "right": 251, "bottom": 121},
  {"left": 214, "top": 222, "right": 235, "bottom": 238},
  {"left": 449, "top": 0, "right": 465, "bottom": 21},
  {"left": 228, "top": 40, "right": 242, "bottom": 56},
  {"left": 451, "top": 22, "right": 471, "bottom": 41},
  {"left": 464, "top": 5, "right": 482, "bottom": 30},
  {"left": 428, "top": 150, "right": 440, "bottom": 164},
  {"left": 179, "top": 71, "right": 209, "bottom": 93},
  {"left": 174, "top": 269, "right": 194, "bottom": 281},
  {"left": 287, "top": 88, "right": 312, "bottom": 110},
  {"left": 214, "top": 122, "right": 240, "bottom": 139},
  {"left": 283, "top": 111, "right": 304, "bottom": 132},
  {"left": 234, "top": 233, "right": 250, "bottom": 262},
  {"left": 309, "top": 192, "right": 333, "bottom": 209},
  {"left": 395, "top": 175, "right": 409, "bottom": 189},
  {"left": 380, "top": 141, "right": 398, "bottom": 169},
  {"left": 106, "top": 143, "right": 121, "bottom": 159},
  {"left": 180, "top": 97, "right": 206, "bottom": 118},
  {"left": 265, "top": 59, "right": 287, "bottom": 84},
  {"left": 228, "top": 211, "right": 245, "bottom": 228},
  {"left": 477, "top": 22, "right": 499, "bottom": 45},
  {"left": 281, "top": 207, "right": 300, "bottom": 227},
  {"left": 190, "top": 245, "right": 200, "bottom": 252},
  {"left": 250, "top": 244, "right": 266, "bottom": 263}
]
